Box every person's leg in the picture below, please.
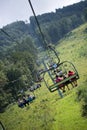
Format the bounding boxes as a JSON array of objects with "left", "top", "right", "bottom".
[
  {"left": 62, "top": 86, "right": 66, "bottom": 92},
  {"left": 67, "top": 85, "right": 70, "bottom": 90},
  {"left": 74, "top": 80, "right": 78, "bottom": 86},
  {"left": 70, "top": 82, "right": 75, "bottom": 88}
]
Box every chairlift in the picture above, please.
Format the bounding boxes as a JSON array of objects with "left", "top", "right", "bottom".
[
  {"left": 40, "top": 60, "right": 79, "bottom": 93},
  {"left": 39, "top": 45, "right": 79, "bottom": 95},
  {"left": 28, "top": 0, "right": 79, "bottom": 97}
]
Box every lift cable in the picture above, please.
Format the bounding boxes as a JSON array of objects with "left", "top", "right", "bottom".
[
  {"left": 27, "top": 0, "right": 60, "bottom": 64},
  {"left": 0, "top": 29, "right": 20, "bottom": 45},
  {"left": 28, "top": 0, "right": 48, "bottom": 49}
]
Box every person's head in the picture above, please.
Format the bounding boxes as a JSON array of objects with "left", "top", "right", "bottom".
[
  {"left": 18, "top": 98, "right": 20, "bottom": 101},
  {"left": 68, "top": 70, "right": 72, "bottom": 73},
  {"left": 57, "top": 68, "right": 61, "bottom": 72},
  {"left": 56, "top": 75, "right": 58, "bottom": 78},
  {"left": 60, "top": 75, "right": 63, "bottom": 78},
  {"left": 54, "top": 70, "right": 56, "bottom": 73}
]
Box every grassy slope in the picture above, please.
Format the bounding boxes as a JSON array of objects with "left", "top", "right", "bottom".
[{"left": 0, "top": 23, "right": 87, "bottom": 130}]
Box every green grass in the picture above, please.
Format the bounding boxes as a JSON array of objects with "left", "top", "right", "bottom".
[{"left": 0, "top": 23, "right": 87, "bottom": 130}]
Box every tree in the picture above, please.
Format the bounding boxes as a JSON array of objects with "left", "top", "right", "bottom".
[{"left": 84, "top": 8, "right": 87, "bottom": 21}]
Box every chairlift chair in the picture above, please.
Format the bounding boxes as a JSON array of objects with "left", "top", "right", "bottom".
[{"left": 40, "top": 61, "right": 79, "bottom": 92}]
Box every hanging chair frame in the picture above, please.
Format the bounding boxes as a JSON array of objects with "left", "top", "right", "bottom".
[
  {"left": 40, "top": 60, "right": 79, "bottom": 92},
  {"left": 28, "top": 0, "right": 79, "bottom": 94}
]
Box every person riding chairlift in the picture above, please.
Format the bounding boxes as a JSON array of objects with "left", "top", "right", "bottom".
[
  {"left": 54, "top": 69, "right": 70, "bottom": 91},
  {"left": 68, "top": 70, "right": 77, "bottom": 87},
  {"left": 27, "top": 94, "right": 35, "bottom": 103},
  {"left": 18, "top": 98, "right": 24, "bottom": 108},
  {"left": 55, "top": 75, "right": 66, "bottom": 92},
  {"left": 22, "top": 95, "right": 29, "bottom": 106}
]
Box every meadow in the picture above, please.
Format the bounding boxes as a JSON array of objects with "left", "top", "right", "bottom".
[{"left": 0, "top": 23, "right": 87, "bottom": 130}]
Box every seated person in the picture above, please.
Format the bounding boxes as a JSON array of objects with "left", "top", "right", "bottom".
[
  {"left": 68, "top": 70, "right": 75, "bottom": 76},
  {"left": 52, "top": 63, "right": 57, "bottom": 69},
  {"left": 18, "top": 98, "right": 24, "bottom": 108},
  {"left": 68, "top": 70, "right": 77, "bottom": 87},
  {"left": 54, "top": 68, "right": 64, "bottom": 77},
  {"left": 55, "top": 75, "right": 63, "bottom": 82},
  {"left": 27, "top": 94, "right": 35, "bottom": 102},
  {"left": 62, "top": 74, "right": 70, "bottom": 90},
  {"left": 22, "top": 95, "right": 29, "bottom": 106},
  {"left": 55, "top": 75, "right": 65, "bottom": 92}
]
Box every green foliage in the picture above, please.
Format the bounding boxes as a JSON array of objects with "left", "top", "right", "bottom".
[
  {"left": 0, "top": 36, "right": 38, "bottom": 111},
  {"left": 0, "top": 2, "right": 87, "bottom": 128},
  {"left": 0, "top": 21, "right": 33, "bottom": 55},
  {"left": 0, "top": 1, "right": 86, "bottom": 50},
  {"left": 76, "top": 84, "right": 87, "bottom": 117},
  {"left": 0, "top": 61, "right": 8, "bottom": 112},
  {"left": 84, "top": 8, "right": 87, "bottom": 21},
  {"left": 0, "top": 22, "right": 87, "bottom": 130},
  {"left": 30, "top": 0, "right": 87, "bottom": 47},
  {"left": 56, "top": 23, "right": 87, "bottom": 118}
]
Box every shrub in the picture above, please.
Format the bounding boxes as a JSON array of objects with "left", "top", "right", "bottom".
[{"left": 76, "top": 84, "right": 87, "bottom": 117}]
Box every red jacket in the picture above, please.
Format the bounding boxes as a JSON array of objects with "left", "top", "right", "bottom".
[
  {"left": 56, "top": 77, "right": 63, "bottom": 83},
  {"left": 68, "top": 71, "right": 75, "bottom": 77}
]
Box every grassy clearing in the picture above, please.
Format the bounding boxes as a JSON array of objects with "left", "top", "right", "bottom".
[{"left": 0, "top": 23, "right": 87, "bottom": 130}]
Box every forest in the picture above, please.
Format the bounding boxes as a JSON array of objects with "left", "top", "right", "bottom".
[{"left": 0, "top": 0, "right": 87, "bottom": 113}]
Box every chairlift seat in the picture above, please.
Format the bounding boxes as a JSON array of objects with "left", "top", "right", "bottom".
[{"left": 48, "top": 73, "right": 79, "bottom": 92}]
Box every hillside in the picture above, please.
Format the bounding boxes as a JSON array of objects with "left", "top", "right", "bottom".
[
  {"left": 0, "top": 0, "right": 87, "bottom": 53},
  {"left": 0, "top": 23, "right": 87, "bottom": 130},
  {"left": 29, "top": 0, "right": 87, "bottom": 46},
  {"left": 0, "top": 21, "right": 30, "bottom": 56}
]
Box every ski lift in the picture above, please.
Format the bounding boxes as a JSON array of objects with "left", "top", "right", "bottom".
[
  {"left": 39, "top": 45, "right": 79, "bottom": 95},
  {"left": 41, "top": 61, "right": 79, "bottom": 92},
  {"left": 28, "top": 0, "right": 79, "bottom": 97}
]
